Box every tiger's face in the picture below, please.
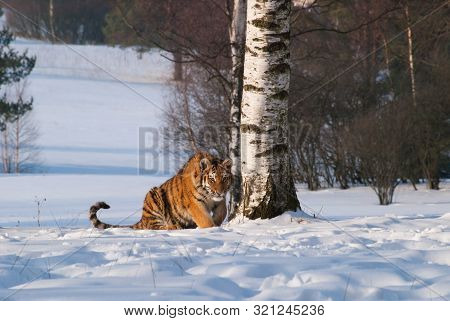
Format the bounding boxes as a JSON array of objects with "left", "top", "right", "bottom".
[{"left": 200, "top": 157, "right": 232, "bottom": 201}]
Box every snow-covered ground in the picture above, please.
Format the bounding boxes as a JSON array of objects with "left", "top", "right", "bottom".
[
  {"left": 1, "top": 208, "right": 449, "bottom": 300},
  {"left": 13, "top": 41, "right": 173, "bottom": 83},
  {"left": 1, "top": 174, "right": 450, "bottom": 228},
  {"left": 1, "top": 41, "right": 449, "bottom": 301},
  {"left": 28, "top": 74, "right": 168, "bottom": 175},
  {"left": 12, "top": 39, "right": 173, "bottom": 176}
]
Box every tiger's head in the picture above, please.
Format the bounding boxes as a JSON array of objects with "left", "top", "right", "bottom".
[{"left": 199, "top": 156, "right": 232, "bottom": 201}]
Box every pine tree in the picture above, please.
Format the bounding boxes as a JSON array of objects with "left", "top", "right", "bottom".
[{"left": 0, "top": 27, "right": 35, "bottom": 132}]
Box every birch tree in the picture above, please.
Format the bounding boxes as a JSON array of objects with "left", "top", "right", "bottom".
[
  {"left": 404, "top": 3, "right": 417, "bottom": 108},
  {"left": 49, "top": 0, "right": 55, "bottom": 42},
  {"left": 236, "top": 0, "right": 300, "bottom": 220},
  {"left": 228, "top": 0, "right": 247, "bottom": 215}
]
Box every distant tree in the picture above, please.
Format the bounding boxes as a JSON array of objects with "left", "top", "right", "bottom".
[
  {"left": 4, "top": 0, "right": 111, "bottom": 44},
  {"left": 289, "top": 0, "right": 399, "bottom": 191},
  {"left": 1, "top": 100, "right": 40, "bottom": 173},
  {"left": 0, "top": 27, "right": 36, "bottom": 173},
  {"left": 288, "top": 0, "right": 449, "bottom": 197},
  {"left": 404, "top": 0, "right": 450, "bottom": 190},
  {"left": 103, "top": 0, "right": 230, "bottom": 81},
  {"left": 0, "top": 27, "right": 35, "bottom": 131},
  {"left": 345, "top": 105, "right": 411, "bottom": 205},
  {"left": 412, "top": 56, "right": 450, "bottom": 190}
]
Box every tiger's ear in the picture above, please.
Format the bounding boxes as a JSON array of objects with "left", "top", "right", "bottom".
[
  {"left": 200, "top": 158, "right": 211, "bottom": 172},
  {"left": 222, "top": 158, "right": 232, "bottom": 169}
]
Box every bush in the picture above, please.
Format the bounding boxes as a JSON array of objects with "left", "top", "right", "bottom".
[{"left": 345, "top": 104, "right": 411, "bottom": 205}]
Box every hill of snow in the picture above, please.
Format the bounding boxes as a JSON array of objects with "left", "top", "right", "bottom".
[{"left": 13, "top": 41, "right": 173, "bottom": 83}]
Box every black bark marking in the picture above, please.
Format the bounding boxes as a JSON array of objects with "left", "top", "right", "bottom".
[
  {"left": 251, "top": 18, "right": 279, "bottom": 30},
  {"left": 249, "top": 139, "right": 262, "bottom": 145},
  {"left": 266, "top": 63, "right": 290, "bottom": 75},
  {"left": 243, "top": 84, "right": 264, "bottom": 92},
  {"left": 245, "top": 45, "right": 258, "bottom": 57},
  {"left": 255, "top": 144, "right": 288, "bottom": 158},
  {"left": 241, "top": 124, "right": 263, "bottom": 134},
  {"left": 261, "top": 41, "right": 287, "bottom": 53}
]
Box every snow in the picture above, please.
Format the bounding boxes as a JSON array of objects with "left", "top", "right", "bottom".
[
  {"left": 1, "top": 175, "right": 449, "bottom": 300},
  {"left": 28, "top": 74, "right": 169, "bottom": 175},
  {"left": 1, "top": 40, "right": 449, "bottom": 301},
  {"left": 10, "top": 40, "right": 174, "bottom": 176},
  {"left": 1, "top": 208, "right": 449, "bottom": 300},
  {"left": 297, "top": 184, "right": 450, "bottom": 219},
  {"left": 12, "top": 42, "right": 173, "bottom": 83}
]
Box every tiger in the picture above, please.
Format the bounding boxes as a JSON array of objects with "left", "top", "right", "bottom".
[{"left": 89, "top": 151, "right": 232, "bottom": 230}]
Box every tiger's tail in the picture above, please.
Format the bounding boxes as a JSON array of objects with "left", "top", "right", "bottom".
[{"left": 89, "top": 201, "right": 130, "bottom": 229}]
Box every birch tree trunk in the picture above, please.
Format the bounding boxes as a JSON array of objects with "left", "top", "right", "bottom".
[
  {"left": 15, "top": 118, "right": 20, "bottom": 173},
  {"left": 1, "top": 126, "right": 10, "bottom": 173},
  {"left": 404, "top": 4, "right": 417, "bottom": 108},
  {"left": 236, "top": 0, "right": 300, "bottom": 220},
  {"left": 228, "top": 0, "right": 247, "bottom": 217},
  {"left": 49, "top": 0, "right": 56, "bottom": 43}
]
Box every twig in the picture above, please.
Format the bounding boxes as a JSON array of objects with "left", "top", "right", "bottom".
[{"left": 34, "top": 196, "right": 46, "bottom": 227}]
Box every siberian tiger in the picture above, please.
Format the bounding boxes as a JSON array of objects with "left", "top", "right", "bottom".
[{"left": 89, "top": 151, "right": 232, "bottom": 230}]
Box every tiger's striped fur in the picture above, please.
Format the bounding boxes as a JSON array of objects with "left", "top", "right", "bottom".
[{"left": 89, "top": 151, "right": 232, "bottom": 230}]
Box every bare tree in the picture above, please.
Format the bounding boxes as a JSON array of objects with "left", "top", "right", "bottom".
[
  {"left": 235, "top": 0, "right": 300, "bottom": 220},
  {"left": 1, "top": 81, "right": 40, "bottom": 173},
  {"left": 163, "top": 64, "right": 230, "bottom": 161},
  {"left": 345, "top": 105, "right": 410, "bottom": 205}
]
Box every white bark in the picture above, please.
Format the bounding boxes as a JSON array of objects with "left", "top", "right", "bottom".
[
  {"left": 49, "top": 0, "right": 55, "bottom": 42},
  {"left": 1, "top": 125, "right": 10, "bottom": 173},
  {"left": 236, "top": 0, "right": 300, "bottom": 220},
  {"left": 405, "top": 4, "right": 417, "bottom": 108},
  {"left": 15, "top": 117, "right": 20, "bottom": 173},
  {"left": 228, "top": 0, "right": 247, "bottom": 216}
]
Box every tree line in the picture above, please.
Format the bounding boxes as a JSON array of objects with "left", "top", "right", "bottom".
[{"left": 3, "top": 0, "right": 111, "bottom": 44}]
